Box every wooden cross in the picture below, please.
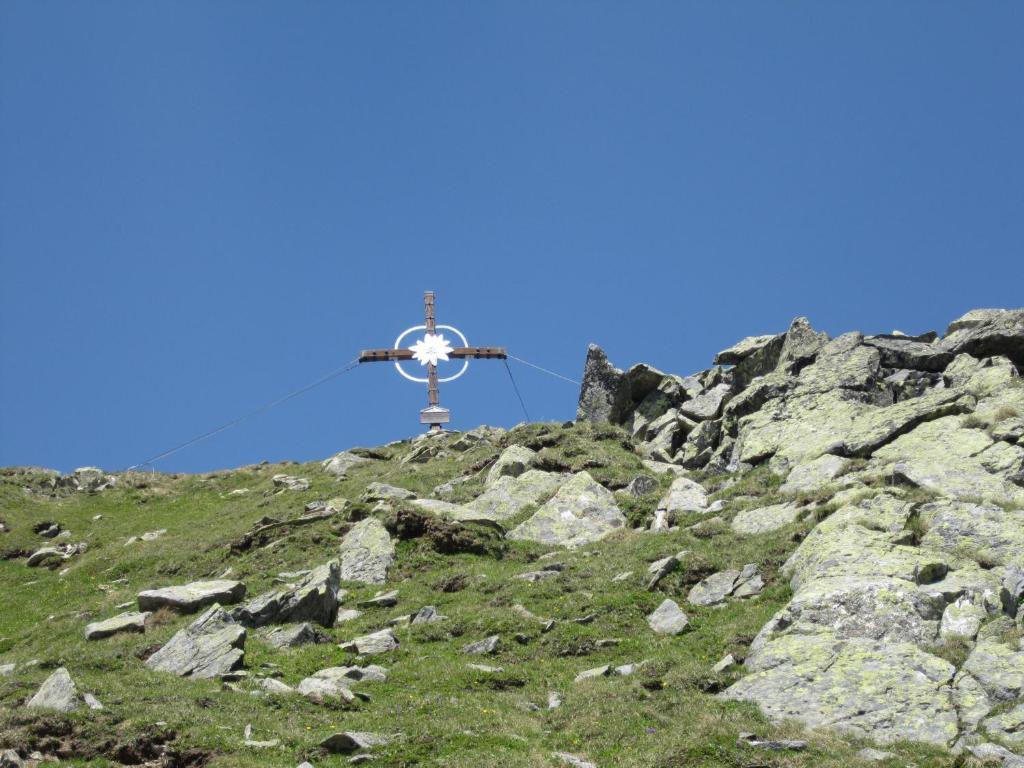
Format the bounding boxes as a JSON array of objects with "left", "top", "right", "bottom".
[{"left": 359, "top": 291, "right": 507, "bottom": 431}]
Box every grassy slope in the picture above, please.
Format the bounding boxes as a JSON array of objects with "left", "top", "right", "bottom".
[{"left": 0, "top": 423, "right": 967, "bottom": 767}]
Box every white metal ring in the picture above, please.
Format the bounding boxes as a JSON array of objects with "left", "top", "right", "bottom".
[{"left": 392, "top": 324, "right": 470, "bottom": 383}]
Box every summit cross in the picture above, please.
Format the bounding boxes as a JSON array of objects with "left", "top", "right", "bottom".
[{"left": 359, "top": 291, "right": 507, "bottom": 431}]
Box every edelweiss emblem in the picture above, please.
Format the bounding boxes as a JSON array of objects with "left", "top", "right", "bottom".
[{"left": 409, "top": 333, "right": 454, "bottom": 367}]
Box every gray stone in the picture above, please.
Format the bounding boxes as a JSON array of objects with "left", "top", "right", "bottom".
[
  {"left": 467, "top": 663, "right": 504, "bottom": 673},
  {"left": 335, "top": 608, "right": 363, "bottom": 624},
  {"left": 939, "top": 596, "right": 986, "bottom": 640},
  {"left": 339, "top": 519, "right": 394, "bottom": 584},
  {"left": 919, "top": 500, "right": 1024, "bottom": 568},
  {"left": 724, "top": 635, "right": 960, "bottom": 746},
  {"left": 983, "top": 702, "right": 1024, "bottom": 746},
  {"left": 574, "top": 664, "right": 611, "bottom": 682},
  {"left": 322, "top": 450, "right": 371, "bottom": 478},
  {"left": 656, "top": 476, "right": 708, "bottom": 515},
  {"left": 712, "top": 654, "right": 736, "bottom": 673},
  {"left": 232, "top": 561, "right": 341, "bottom": 628},
  {"left": 26, "top": 667, "right": 80, "bottom": 712},
  {"left": 361, "top": 482, "right": 415, "bottom": 502},
  {"left": 679, "top": 383, "right": 732, "bottom": 422},
  {"left": 647, "top": 599, "right": 690, "bottom": 635},
  {"left": 963, "top": 639, "right": 1024, "bottom": 702},
  {"left": 624, "top": 475, "right": 659, "bottom": 497},
  {"left": 411, "top": 606, "right": 446, "bottom": 625},
  {"left": 272, "top": 474, "right": 310, "bottom": 491},
  {"left": 939, "top": 308, "right": 1024, "bottom": 368},
  {"left": 486, "top": 445, "right": 535, "bottom": 486},
  {"left": 137, "top": 580, "right": 246, "bottom": 613},
  {"left": 358, "top": 589, "right": 399, "bottom": 608},
  {"left": 0, "top": 664, "right": 14, "bottom": 676},
  {"left": 465, "top": 470, "right": 565, "bottom": 522},
  {"left": 258, "top": 677, "right": 294, "bottom": 694},
  {"left": 83, "top": 693, "right": 103, "bottom": 711},
  {"left": 731, "top": 503, "right": 802, "bottom": 535},
  {"left": 85, "top": 611, "right": 149, "bottom": 640},
  {"left": 688, "top": 565, "right": 762, "bottom": 606},
  {"left": 576, "top": 344, "right": 624, "bottom": 423},
  {"left": 553, "top": 753, "right": 598, "bottom": 768},
  {"left": 715, "top": 333, "right": 783, "bottom": 366},
  {"left": 296, "top": 676, "right": 357, "bottom": 704},
  {"left": 646, "top": 551, "right": 687, "bottom": 591},
  {"left": 320, "top": 731, "right": 395, "bottom": 754},
  {"left": 261, "top": 622, "right": 318, "bottom": 649},
  {"left": 780, "top": 454, "right": 850, "bottom": 494},
  {"left": 864, "top": 335, "right": 954, "bottom": 372},
  {"left": 736, "top": 733, "right": 807, "bottom": 751},
  {"left": 462, "top": 635, "right": 500, "bottom": 655},
  {"left": 967, "top": 743, "right": 1024, "bottom": 768},
  {"left": 146, "top": 604, "right": 246, "bottom": 679},
  {"left": 507, "top": 472, "right": 626, "bottom": 549},
  {"left": 340, "top": 628, "right": 399, "bottom": 655}
]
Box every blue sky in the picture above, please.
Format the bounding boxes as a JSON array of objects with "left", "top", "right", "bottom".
[{"left": 1, "top": 3, "right": 1022, "bottom": 473}]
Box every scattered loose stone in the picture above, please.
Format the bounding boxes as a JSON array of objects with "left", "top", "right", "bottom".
[
  {"left": 712, "top": 654, "right": 736, "bottom": 673},
  {"left": 657, "top": 476, "right": 709, "bottom": 514},
  {"left": 83, "top": 693, "right": 104, "bottom": 711},
  {"left": 335, "top": 608, "right": 363, "bottom": 624},
  {"left": 647, "top": 599, "right": 690, "bottom": 635},
  {"left": 611, "top": 571, "right": 633, "bottom": 582},
  {"left": 85, "top": 611, "right": 149, "bottom": 640},
  {"left": 146, "top": 604, "right": 246, "bottom": 679},
  {"left": 574, "top": 664, "right": 611, "bottom": 682},
  {"left": 26, "top": 667, "right": 80, "bottom": 712},
  {"left": 625, "top": 474, "right": 659, "bottom": 497},
  {"left": 258, "top": 677, "right": 294, "bottom": 694},
  {"left": 736, "top": 733, "right": 807, "bottom": 751},
  {"left": 0, "top": 664, "right": 14, "bottom": 676},
  {"left": 514, "top": 569, "right": 560, "bottom": 582},
  {"left": 687, "top": 564, "right": 763, "bottom": 606},
  {"left": 233, "top": 561, "right": 340, "bottom": 627},
  {"left": 613, "top": 661, "right": 646, "bottom": 676},
  {"left": 138, "top": 580, "right": 246, "bottom": 613},
  {"left": 646, "top": 551, "right": 687, "bottom": 591},
  {"left": 320, "top": 732, "right": 395, "bottom": 754},
  {"left": 339, "top": 518, "right": 395, "bottom": 584},
  {"left": 411, "top": 605, "right": 446, "bottom": 624},
  {"left": 340, "top": 628, "right": 399, "bottom": 655},
  {"left": 857, "top": 748, "right": 896, "bottom": 762},
  {"left": 358, "top": 589, "right": 399, "bottom": 608},
  {"left": 467, "top": 664, "right": 504, "bottom": 673},
  {"left": 296, "top": 676, "right": 357, "bottom": 704},
  {"left": 27, "top": 542, "right": 86, "bottom": 567},
  {"left": 553, "top": 752, "right": 598, "bottom": 768},
  {"left": 462, "top": 635, "right": 500, "bottom": 655},
  {"left": 322, "top": 450, "right": 371, "bottom": 478},
  {"left": 547, "top": 691, "right": 562, "bottom": 709},
  {"left": 272, "top": 474, "right": 310, "bottom": 491},
  {"left": 361, "top": 482, "right": 415, "bottom": 502}
]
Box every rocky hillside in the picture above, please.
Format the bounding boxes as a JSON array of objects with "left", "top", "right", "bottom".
[{"left": 1, "top": 308, "right": 1023, "bottom": 768}]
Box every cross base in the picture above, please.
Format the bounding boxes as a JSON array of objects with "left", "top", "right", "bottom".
[{"left": 420, "top": 406, "right": 450, "bottom": 431}]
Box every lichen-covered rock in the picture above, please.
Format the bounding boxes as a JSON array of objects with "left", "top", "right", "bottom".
[
  {"left": 656, "top": 476, "right": 708, "bottom": 515},
  {"left": 688, "top": 564, "right": 762, "bottom": 606},
  {"left": 26, "top": 667, "right": 81, "bottom": 712},
  {"left": 679, "top": 384, "right": 731, "bottom": 422},
  {"left": 939, "top": 308, "right": 1024, "bottom": 368},
  {"left": 137, "top": 580, "right": 246, "bottom": 614},
  {"left": 486, "top": 445, "right": 536, "bottom": 486},
  {"left": 507, "top": 472, "right": 626, "bottom": 549},
  {"left": 576, "top": 344, "right": 624, "bottom": 423},
  {"left": 939, "top": 595, "right": 987, "bottom": 640},
  {"left": 723, "top": 635, "right": 960, "bottom": 746},
  {"left": 338, "top": 518, "right": 394, "bottom": 584},
  {"left": 840, "top": 388, "right": 967, "bottom": 457},
  {"left": 465, "top": 470, "right": 565, "bottom": 522},
  {"left": 340, "top": 628, "right": 398, "bottom": 655},
  {"left": 272, "top": 474, "right": 310, "bottom": 492},
  {"left": 780, "top": 454, "right": 850, "bottom": 494},
  {"left": 731, "top": 502, "right": 802, "bottom": 535},
  {"left": 260, "top": 622, "right": 318, "bottom": 649},
  {"left": 963, "top": 639, "right": 1024, "bottom": 702},
  {"left": 919, "top": 500, "right": 1024, "bottom": 568},
  {"left": 232, "top": 561, "right": 341, "bottom": 627},
  {"left": 146, "top": 604, "right": 246, "bottom": 679},
  {"left": 321, "top": 450, "right": 371, "bottom": 478},
  {"left": 361, "top": 482, "right": 416, "bottom": 502},
  {"left": 864, "top": 335, "right": 953, "bottom": 372},
  {"left": 983, "top": 702, "right": 1024, "bottom": 746}
]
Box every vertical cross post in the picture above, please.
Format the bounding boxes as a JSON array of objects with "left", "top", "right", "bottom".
[{"left": 424, "top": 291, "right": 440, "bottom": 424}]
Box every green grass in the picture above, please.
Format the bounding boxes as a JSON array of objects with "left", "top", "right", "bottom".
[{"left": 0, "top": 424, "right": 975, "bottom": 767}]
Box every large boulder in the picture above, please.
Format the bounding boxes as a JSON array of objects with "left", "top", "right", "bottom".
[
  {"left": 232, "top": 561, "right": 341, "bottom": 628},
  {"left": 464, "top": 470, "right": 565, "bottom": 522},
  {"left": 724, "top": 635, "right": 960, "bottom": 746},
  {"left": 339, "top": 518, "right": 395, "bottom": 584},
  {"left": 507, "top": 471, "right": 626, "bottom": 549},
  {"left": 321, "top": 450, "right": 371, "bottom": 478},
  {"left": 137, "top": 580, "right": 246, "bottom": 614},
  {"left": 146, "top": 604, "right": 246, "bottom": 679},
  {"left": 576, "top": 344, "right": 624, "bottom": 423},
  {"left": 864, "top": 335, "right": 953, "bottom": 372},
  {"left": 939, "top": 308, "right": 1024, "bottom": 368},
  {"left": 25, "top": 667, "right": 81, "bottom": 712},
  {"left": 485, "top": 445, "right": 536, "bottom": 486}
]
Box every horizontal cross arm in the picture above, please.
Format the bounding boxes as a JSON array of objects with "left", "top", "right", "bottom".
[{"left": 359, "top": 346, "right": 507, "bottom": 363}]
